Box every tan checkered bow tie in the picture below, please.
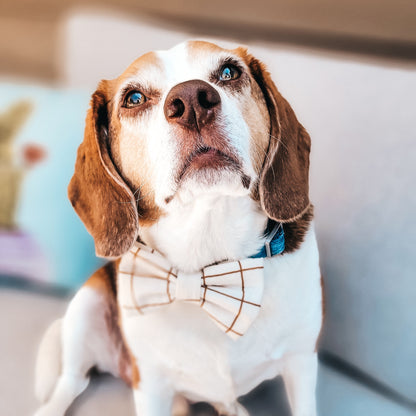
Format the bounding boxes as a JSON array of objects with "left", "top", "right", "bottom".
[{"left": 118, "top": 243, "right": 264, "bottom": 340}]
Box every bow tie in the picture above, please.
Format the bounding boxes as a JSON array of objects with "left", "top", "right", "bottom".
[{"left": 118, "top": 243, "right": 265, "bottom": 340}]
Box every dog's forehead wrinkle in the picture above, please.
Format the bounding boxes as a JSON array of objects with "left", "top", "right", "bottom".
[{"left": 118, "top": 75, "right": 162, "bottom": 99}]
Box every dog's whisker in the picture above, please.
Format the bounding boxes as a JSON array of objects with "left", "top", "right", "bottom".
[
  {"left": 251, "top": 138, "right": 270, "bottom": 162},
  {"left": 255, "top": 136, "right": 277, "bottom": 180},
  {"left": 114, "top": 182, "right": 154, "bottom": 205},
  {"left": 250, "top": 137, "right": 275, "bottom": 178},
  {"left": 269, "top": 133, "right": 290, "bottom": 153}
]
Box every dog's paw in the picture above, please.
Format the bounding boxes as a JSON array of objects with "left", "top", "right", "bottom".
[
  {"left": 33, "top": 404, "right": 61, "bottom": 416},
  {"left": 215, "top": 402, "right": 249, "bottom": 416},
  {"left": 234, "top": 403, "right": 249, "bottom": 416}
]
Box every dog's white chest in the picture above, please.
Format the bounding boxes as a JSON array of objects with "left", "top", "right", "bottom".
[
  {"left": 118, "top": 227, "right": 322, "bottom": 405},
  {"left": 119, "top": 302, "right": 236, "bottom": 403}
]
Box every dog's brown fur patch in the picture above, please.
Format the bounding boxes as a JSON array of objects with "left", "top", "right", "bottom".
[
  {"left": 85, "top": 262, "right": 140, "bottom": 387},
  {"left": 237, "top": 48, "right": 312, "bottom": 224}
]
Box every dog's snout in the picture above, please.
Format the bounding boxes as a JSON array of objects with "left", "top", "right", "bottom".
[{"left": 164, "top": 80, "right": 221, "bottom": 129}]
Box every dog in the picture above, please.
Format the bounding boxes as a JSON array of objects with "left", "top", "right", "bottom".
[{"left": 34, "top": 40, "right": 323, "bottom": 416}]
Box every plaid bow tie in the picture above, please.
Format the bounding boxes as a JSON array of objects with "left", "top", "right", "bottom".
[{"left": 118, "top": 243, "right": 264, "bottom": 340}]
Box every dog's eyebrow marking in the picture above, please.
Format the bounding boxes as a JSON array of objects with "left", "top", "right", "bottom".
[
  {"left": 241, "top": 174, "right": 251, "bottom": 189},
  {"left": 217, "top": 56, "right": 244, "bottom": 70},
  {"left": 115, "top": 51, "right": 165, "bottom": 99},
  {"left": 164, "top": 195, "right": 174, "bottom": 204},
  {"left": 119, "top": 82, "right": 161, "bottom": 100},
  {"left": 209, "top": 56, "right": 245, "bottom": 84},
  {"left": 121, "top": 51, "right": 163, "bottom": 76}
]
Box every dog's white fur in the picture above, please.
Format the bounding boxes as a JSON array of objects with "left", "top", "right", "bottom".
[{"left": 34, "top": 41, "right": 322, "bottom": 416}]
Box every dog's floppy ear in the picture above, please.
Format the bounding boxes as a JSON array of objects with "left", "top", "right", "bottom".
[
  {"left": 244, "top": 51, "right": 311, "bottom": 222},
  {"left": 68, "top": 80, "right": 139, "bottom": 258}
]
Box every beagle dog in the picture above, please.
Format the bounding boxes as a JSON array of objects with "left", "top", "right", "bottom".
[{"left": 34, "top": 41, "right": 323, "bottom": 416}]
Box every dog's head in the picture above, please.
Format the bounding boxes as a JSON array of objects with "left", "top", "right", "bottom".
[{"left": 68, "top": 41, "right": 311, "bottom": 258}]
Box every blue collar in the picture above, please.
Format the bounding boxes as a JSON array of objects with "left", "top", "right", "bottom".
[{"left": 250, "top": 221, "right": 285, "bottom": 259}]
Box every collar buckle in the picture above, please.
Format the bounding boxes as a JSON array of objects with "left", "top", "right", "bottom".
[{"left": 264, "top": 222, "right": 283, "bottom": 258}]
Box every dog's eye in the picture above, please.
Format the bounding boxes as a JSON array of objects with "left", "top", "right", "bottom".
[
  {"left": 124, "top": 91, "right": 146, "bottom": 108},
  {"left": 219, "top": 65, "right": 240, "bottom": 81}
]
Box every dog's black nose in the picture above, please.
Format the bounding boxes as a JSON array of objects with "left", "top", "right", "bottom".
[{"left": 164, "top": 80, "right": 221, "bottom": 130}]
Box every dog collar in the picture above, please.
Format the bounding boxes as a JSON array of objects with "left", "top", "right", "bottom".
[
  {"left": 250, "top": 221, "right": 285, "bottom": 259},
  {"left": 134, "top": 220, "right": 284, "bottom": 262}
]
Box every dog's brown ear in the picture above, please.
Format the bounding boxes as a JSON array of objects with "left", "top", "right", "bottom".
[
  {"left": 244, "top": 52, "right": 311, "bottom": 222},
  {"left": 68, "top": 81, "right": 139, "bottom": 258}
]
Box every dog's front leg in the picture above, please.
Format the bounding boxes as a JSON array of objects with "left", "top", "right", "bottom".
[
  {"left": 215, "top": 402, "right": 250, "bottom": 416},
  {"left": 282, "top": 352, "right": 318, "bottom": 416},
  {"left": 133, "top": 372, "right": 175, "bottom": 416}
]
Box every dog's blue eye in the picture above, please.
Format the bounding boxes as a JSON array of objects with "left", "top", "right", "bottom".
[
  {"left": 125, "top": 91, "right": 146, "bottom": 107},
  {"left": 219, "top": 65, "right": 240, "bottom": 81}
]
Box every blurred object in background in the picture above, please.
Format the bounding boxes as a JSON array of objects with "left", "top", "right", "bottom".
[
  {"left": 0, "top": 85, "right": 104, "bottom": 289},
  {"left": 0, "top": 1, "right": 415, "bottom": 416},
  {"left": 22, "top": 143, "right": 47, "bottom": 167},
  {"left": 0, "top": 0, "right": 416, "bottom": 82},
  {"left": 0, "top": 101, "right": 33, "bottom": 229},
  {"left": 0, "top": 100, "right": 51, "bottom": 284}
]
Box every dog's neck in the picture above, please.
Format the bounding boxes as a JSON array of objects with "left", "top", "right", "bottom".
[{"left": 140, "top": 194, "right": 268, "bottom": 273}]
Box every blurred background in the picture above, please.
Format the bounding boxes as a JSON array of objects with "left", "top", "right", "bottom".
[{"left": 0, "top": 1, "right": 415, "bottom": 415}]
